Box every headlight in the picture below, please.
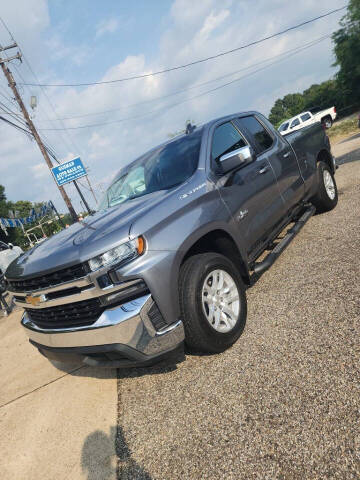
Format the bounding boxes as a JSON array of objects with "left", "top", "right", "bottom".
[{"left": 88, "top": 236, "right": 145, "bottom": 272}]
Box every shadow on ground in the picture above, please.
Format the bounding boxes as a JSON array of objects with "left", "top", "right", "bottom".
[
  {"left": 82, "top": 425, "right": 152, "bottom": 480},
  {"left": 339, "top": 131, "right": 360, "bottom": 144},
  {"left": 336, "top": 147, "right": 360, "bottom": 165}
]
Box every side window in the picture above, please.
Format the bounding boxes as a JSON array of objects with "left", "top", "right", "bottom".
[
  {"left": 211, "top": 122, "right": 246, "bottom": 163},
  {"left": 300, "top": 113, "right": 311, "bottom": 121},
  {"left": 279, "top": 122, "right": 289, "bottom": 132},
  {"left": 237, "top": 116, "right": 273, "bottom": 153},
  {"left": 290, "top": 118, "right": 300, "bottom": 128}
]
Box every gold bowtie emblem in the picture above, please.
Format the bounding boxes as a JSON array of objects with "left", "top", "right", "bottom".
[{"left": 25, "top": 295, "right": 41, "bottom": 307}]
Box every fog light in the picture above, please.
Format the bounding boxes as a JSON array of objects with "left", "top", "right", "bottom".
[{"left": 100, "top": 280, "right": 148, "bottom": 306}]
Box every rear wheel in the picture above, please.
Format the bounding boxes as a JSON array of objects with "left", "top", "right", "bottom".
[
  {"left": 311, "top": 161, "right": 338, "bottom": 213},
  {"left": 179, "top": 253, "right": 247, "bottom": 353},
  {"left": 322, "top": 116, "right": 333, "bottom": 129}
]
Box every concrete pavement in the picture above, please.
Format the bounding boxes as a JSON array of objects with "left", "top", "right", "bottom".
[{"left": 0, "top": 310, "right": 117, "bottom": 480}]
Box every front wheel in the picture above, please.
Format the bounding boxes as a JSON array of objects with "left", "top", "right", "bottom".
[
  {"left": 311, "top": 161, "right": 338, "bottom": 213},
  {"left": 179, "top": 253, "right": 247, "bottom": 353}
]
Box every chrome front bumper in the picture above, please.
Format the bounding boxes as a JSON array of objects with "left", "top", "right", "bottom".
[{"left": 21, "top": 294, "right": 184, "bottom": 367}]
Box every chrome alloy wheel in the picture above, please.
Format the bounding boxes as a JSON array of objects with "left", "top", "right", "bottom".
[
  {"left": 323, "top": 170, "right": 335, "bottom": 200},
  {"left": 201, "top": 269, "right": 240, "bottom": 333}
]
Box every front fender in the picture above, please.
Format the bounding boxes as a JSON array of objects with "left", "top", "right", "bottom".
[{"left": 120, "top": 185, "right": 247, "bottom": 325}]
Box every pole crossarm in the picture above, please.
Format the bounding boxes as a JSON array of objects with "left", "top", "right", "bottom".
[
  {"left": 0, "top": 52, "right": 21, "bottom": 64},
  {"left": 0, "top": 42, "right": 17, "bottom": 52}
]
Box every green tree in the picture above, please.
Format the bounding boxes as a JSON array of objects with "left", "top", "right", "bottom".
[
  {"left": 0, "top": 184, "right": 65, "bottom": 249},
  {"left": 269, "top": 1, "right": 360, "bottom": 127},
  {"left": 269, "top": 93, "right": 305, "bottom": 125},
  {"left": 332, "top": 0, "right": 360, "bottom": 108},
  {"left": 0, "top": 185, "right": 6, "bottom": 202}
]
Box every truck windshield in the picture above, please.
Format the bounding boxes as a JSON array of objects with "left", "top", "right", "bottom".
[{"left": 98, "top": 129, "right": 202, "bottom": 210}]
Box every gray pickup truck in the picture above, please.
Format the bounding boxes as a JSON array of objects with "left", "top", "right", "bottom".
[{"left": 6, "top": 111, "right": 338, "bottom": 367}]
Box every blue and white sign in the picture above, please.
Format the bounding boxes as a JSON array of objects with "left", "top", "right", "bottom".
[{"left": 52, "top": 157, "right": 87, "bottom": 186}]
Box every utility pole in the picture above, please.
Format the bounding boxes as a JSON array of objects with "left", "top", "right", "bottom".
[
  {"left": 84, "top": 174, "right": 98, "bottom": 205},
  {"left": 73, "top": 180, "right": 92, "bottom": 214},
  {"left": 0, "top": 43, "right": 78, "bottom": 223}
]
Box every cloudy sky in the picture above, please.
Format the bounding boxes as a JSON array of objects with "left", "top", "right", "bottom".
[{"left": 0, "top": 0, "right": 345, "bottom": 214}]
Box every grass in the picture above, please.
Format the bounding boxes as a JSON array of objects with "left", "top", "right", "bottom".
[{"left": 327, "top": 115, "right": 359, "bottom": 142}]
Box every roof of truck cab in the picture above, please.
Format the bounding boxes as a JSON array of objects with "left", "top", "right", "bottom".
[
  {"left": 126, "top": 110, "right": 261, "bottom": 159},
  {"left": 280, "top": 111, "right": 311, "bottom": 126},
  {"left": 203, "top": 110, "right": 259, "bottom": 128}
]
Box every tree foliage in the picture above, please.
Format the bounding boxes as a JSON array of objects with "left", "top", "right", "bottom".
[
  {"left": 269, "top": 1, "right": 360, "bottom": 126},
  {"left": 0, "top": 184, "right": 67, "bottom": 249},
  {"left": 332, "top": 0, "right": 360, "bottom": 107}
]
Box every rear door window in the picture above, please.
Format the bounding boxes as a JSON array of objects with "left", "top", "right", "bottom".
[
  {"left": 300, "top": 113, "right": 311, "bottom": 121},
  {"left": 211, "top": 122, "right": 247, "bottom": 163},
  {"left": 236, "top": 116, "right": 273, "bottom": 153},
  {"left": 290, "top": 118, "right": 300, "bottom": 128}
]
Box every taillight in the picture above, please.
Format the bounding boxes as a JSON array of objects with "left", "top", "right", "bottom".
[{"left": 333, "top": 106, "right": 336, "bottom": 113}]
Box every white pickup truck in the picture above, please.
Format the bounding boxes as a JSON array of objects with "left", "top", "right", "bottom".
[
  {"left": 0, "top": 241, "right": 23, "bottom": 276},
  {"left": 278, "top": 106, "right": 337, "bottom": 135}
]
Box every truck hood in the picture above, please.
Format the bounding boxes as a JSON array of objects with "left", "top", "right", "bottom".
[{"left": 6, "top": 190, "right": 168, "bottom": 279}]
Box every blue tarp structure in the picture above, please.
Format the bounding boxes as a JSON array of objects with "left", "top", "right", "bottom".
[{"left": 0, "top": 201, "right": 55, "bottom": 228}]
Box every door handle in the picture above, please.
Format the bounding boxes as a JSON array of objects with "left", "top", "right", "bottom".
[
  {"left": 258, "top": 165, "right": 269, "bottom": 174},
  {"left": 283, "top": 151, "right": 291, "bottom": 158}
]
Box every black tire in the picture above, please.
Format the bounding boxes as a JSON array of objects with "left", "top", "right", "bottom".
[
  {"left": 311, "top": 161, "right": 338, "bottom": 213},
  {"left": 322, "top": 116, "right": 333, "bottom": 129},
  {"left": 179, "top": 252, "right": 247, "bottom": 353}
]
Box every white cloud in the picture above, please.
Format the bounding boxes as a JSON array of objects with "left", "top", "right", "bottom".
[
  {"left": 0, "top": 0, "right": 344, "bottom": 214},
  {"left": 30, "top": 162, "right": 48, "bottom": 179},
  {"left": 95, "top": 18, "right": 119, "bottom": 38},
  {"left": 45, "top": 34, "right": 90, "bottom": 66},
  {"left": 196, "top": 9, "right": 230, "bottom": 41}
]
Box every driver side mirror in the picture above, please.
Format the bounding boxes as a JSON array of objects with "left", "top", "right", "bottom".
[
  {"left": 8, "top": 243, "right": 13, "bottom": 249},
  {"left": 218, "top": 145, "right": 254, "bottom": 174}
]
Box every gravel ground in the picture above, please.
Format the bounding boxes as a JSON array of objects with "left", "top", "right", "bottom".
[{"left": 115, "top": 156, "right": 360, "bottom": 478}]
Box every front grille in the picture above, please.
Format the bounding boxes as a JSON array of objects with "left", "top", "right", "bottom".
[
  {"left": 25, "top": 297, "right": 104, "bottom": 330},
  {"left": 8, "top": 263, "right": 88, "bottom": 293}
]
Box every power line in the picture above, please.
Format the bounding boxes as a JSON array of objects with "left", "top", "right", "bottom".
[
  {"left": 35, "top": 34, "right": 331, "bottom": 123},
  {"left": 0, "top": 46, "right": 79, "bottom": 221},
  {"left": 0, "top": 18, "right": 98, "bottom": 205},
  {"left": 38, "top": 34, "right": 331, "bottom": 131},
  {"left": 0, "top": 85, "right": 17, "bottom": 107},
  {"left": 0, "top": 101, "right": 94, "bottom": 196},
  {"left": 0, "top": 23, "right": 83, "bottom": 159},
  {"left": 0, "top": 54, "right": 93, "bottom": 212},
  {"left": 15, "top": 44, "right": 97, "bottom": 201},
  {"left": 0, "top": 18, "right": 74, "bottom": 156},
  {"left": 0, "top": 102, "right": 26, "bottom": 124},
  {"left": 17, "top": 6, "right": 346, "bottom": 88},
  {"left": 0, "top": 114, "right": 33, "bottom": 137},
  {"left": 15, "top": 60, "right": 80, "bottom": 155}
]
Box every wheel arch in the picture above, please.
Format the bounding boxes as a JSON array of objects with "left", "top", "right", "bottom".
[
  {"left": 179, "top": 228, "right": 250, "bottom": 286},
  {"left": 317, "top": 148, "right": 334, "bottom": 174},
  {"left": 320, "top": 114, "right": 332, "bottom": 125}
]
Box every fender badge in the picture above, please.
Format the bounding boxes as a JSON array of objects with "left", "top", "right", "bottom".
[{"left": 237, "top": 210, "right": 248, "bottom": 221}]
